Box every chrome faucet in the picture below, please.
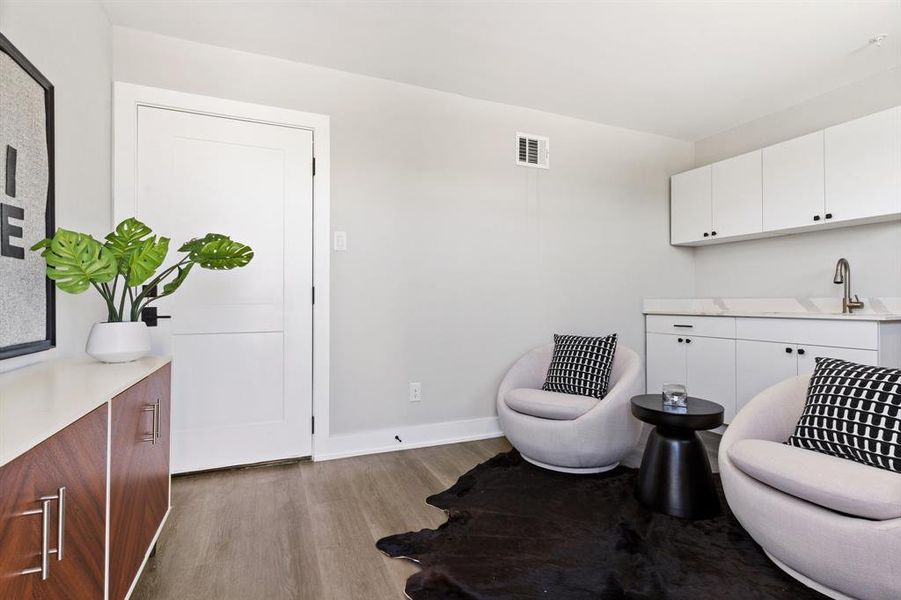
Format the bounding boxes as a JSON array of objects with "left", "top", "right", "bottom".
[{"left": 833, "top": 258, "right": 864, "bottom": 314}]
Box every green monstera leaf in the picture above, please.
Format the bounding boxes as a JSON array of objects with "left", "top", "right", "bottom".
[
  {"left": 161, "top": 262, "right": 194, "bottom": 296},
  {"left": 31, "top": 229, "right": 118, "bottom": 294},
  {"left": 179, "top": 234, "right": 254, "bottom": 270},
  {"left": 104, "top": 218, "right": 153, "bottom": 270},
  {"left": 126, "top": 236, "right": 170, "bottom": 286}
]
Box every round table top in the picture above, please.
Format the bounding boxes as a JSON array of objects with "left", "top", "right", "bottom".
[{"left": 630, "top": 394, "right": 724, "bottom": 431}]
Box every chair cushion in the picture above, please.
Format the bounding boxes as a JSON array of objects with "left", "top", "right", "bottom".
[
  {"left": 504, "top": 388, "right": 598, "bottom": 421},
  {"left": 542, "top": 333, "right": 617, "bottom": 399},
  {"left": 729, "top": 438, "right": 901, "bottom": 520},
  {"left": 786, "top": 357, "right": 901, "bottom": 473}
]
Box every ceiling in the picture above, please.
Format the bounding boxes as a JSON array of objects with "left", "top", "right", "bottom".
[{"left": 101, "top": 0, "right": 901, "bottom": 141}]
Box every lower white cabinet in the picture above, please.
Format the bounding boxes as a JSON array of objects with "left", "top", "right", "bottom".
[
  {"left": 646, "top": 333, "right": 737, "bottom": 423},
  {"left": 646, "top": 314, "right": 899, "bottom": 424}
]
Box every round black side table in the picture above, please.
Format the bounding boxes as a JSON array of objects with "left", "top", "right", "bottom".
[{"left": 630, "top": 394, "right": 724, "bottom": 520}]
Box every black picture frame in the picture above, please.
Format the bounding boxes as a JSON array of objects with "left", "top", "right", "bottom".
[{"left": 0, "top": 31, "right": 56, "bottom": 360}]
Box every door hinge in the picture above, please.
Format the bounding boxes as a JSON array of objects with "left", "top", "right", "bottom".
[
  {"left": 312, "top": 286, "right": 315, "bottom": 305},
  {"left": 312, "top": 157, "right": 316, "bottom": 177},
  {"left": 311, "top": 416, "right": 315, "bottom": 434}
]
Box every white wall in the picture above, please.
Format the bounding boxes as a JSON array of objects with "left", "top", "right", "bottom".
[
  {"left": 111, "top": 28, "right": 695, "bottom": 437},
  {"left": 692, "top": 67, "right": 901, "bottom": 299},
  {"left": 0, "top": 0, "right": 111, "bottom": 373}
]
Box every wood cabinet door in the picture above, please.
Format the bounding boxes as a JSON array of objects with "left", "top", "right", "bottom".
[
  {"left": 646, "top": 333, "right": 687, "bottom": 395},
  {"left": 670, "top": 165, "right": 712, "bottom": 245},
  {"left": 711, "top": 149, "right": 763, "bottom": 239},
  {"left": 762, "top": 131, "right": 825, "bottom": 231},
  {"left": 736, "top": 340, "right": 798, "bottom": 415},
  {"left": 825, "top": 106, "right": 901, "bottom": 222},
  {"left": 109, "top": 365, "right": 171, "bottom": 600},
  {"left": 0, "top": 405, "right": 107, "bottom": 600},
  {"left": 686, "top": 336, "right": 737, "bottom": 423}
]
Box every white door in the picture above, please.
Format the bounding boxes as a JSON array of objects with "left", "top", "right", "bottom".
[
  {"left": 670, "top": 165, "right": 712, "bottom": 244},
  {"left": 762, "top": 131, "right": 825, "bottom": 231},
  {"left": 646, "top": 333, "right": 687, "bottom": 394},
  {"left": 126, "top": 105, "right": 314, "bottom": 473},
  {"left": 686, "top": 336, "right": 736, "bottom": 423},
  {"left": 711, "top": 150, "right": 762, "bottom": 239},
  {"left": 796, "top": 345, "right": 878, "bottom": 374},
  {"left": 825, "top": 106, "right": 901, "bottom": 222},
  {"left": 736, "top": 340, "right": 798, "bottom": 414}
]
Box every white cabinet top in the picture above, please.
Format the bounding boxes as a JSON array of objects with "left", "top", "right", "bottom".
[
  {"left": 643, "top": 297, "right": 901, "bottom": 322},
  {"left": 0, "top": 356, "right": 171, "bottom": 467},
  {"left": 644, "top": 310, "right": 901, "bottom": 322}
]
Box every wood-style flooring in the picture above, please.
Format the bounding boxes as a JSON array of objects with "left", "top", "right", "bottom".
[
  {"left": 132, "top": 432, "right": 721, "bottom": 600},
  {"left": 132, "top": 437, "right": 512, "bottom": 600}
]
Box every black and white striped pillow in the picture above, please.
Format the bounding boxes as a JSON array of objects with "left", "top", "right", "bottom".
[
  {"left": 542, "top": 333, "right": 617, "bottom": 399},
  {"left": 787, "top": 357, "right": 901, "bottom": 473}
]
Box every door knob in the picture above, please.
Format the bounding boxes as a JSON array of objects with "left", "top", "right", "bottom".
[
  {"left": 785, "top": 347, "right": 793, "bottom": 353},
  {"left": 797, "top": 348, "right": 806, "bottom": 355},
  {"left": 140, "top": 306, "right": 171, "bottom": 328},
  {"left": 813, "top": 215, "right": 821, "bottom": 221}
]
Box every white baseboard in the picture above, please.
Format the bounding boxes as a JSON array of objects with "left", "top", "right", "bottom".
[{"left": 313, "top": 416, "right": 503, "bottom": 461}]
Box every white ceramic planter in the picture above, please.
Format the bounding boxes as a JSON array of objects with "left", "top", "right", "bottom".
[{"left": 85, "top": 321, "right": 151, "bottom": 363}]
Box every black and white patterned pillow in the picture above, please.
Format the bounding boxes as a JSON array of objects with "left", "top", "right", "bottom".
[
  {"left": 787, "top": 357, "right": 901, "bottom": 473},
  {"left": 542, "top": 333, "right": 617, "bottom": 399}
]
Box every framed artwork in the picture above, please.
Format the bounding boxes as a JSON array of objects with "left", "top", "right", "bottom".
[{"left": 0, "top": 32, "right": 55, "bottom": 359}]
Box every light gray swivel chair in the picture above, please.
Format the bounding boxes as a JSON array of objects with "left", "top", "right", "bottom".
[
  {"left": 497, "top": 343, "right": 643, "bottom": 474},
  {"left": 720, "top": 375, "right": 901, "bottom": 600}
]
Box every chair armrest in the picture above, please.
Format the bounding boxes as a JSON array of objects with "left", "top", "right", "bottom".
[
  {"left": 496, "top": 344, "right": 552, "bottom": 404},
  {"left": 720, "top": 375, "right": 809, "bottom": 457}
]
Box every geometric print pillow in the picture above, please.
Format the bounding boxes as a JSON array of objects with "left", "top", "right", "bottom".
[
  {"left": 786, "top": 357, "right": 901, "bottom": 473},
  {"left": 542, "top": 333, "right": 617, "bottom": 399}
]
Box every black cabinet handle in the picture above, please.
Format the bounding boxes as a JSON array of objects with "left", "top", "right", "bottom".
[
  {"left": 677, "top": 338, "right": 684, "bottom": 343},
  {"left": 813, "top": 215, "right": 821, "bottom": 221},
  {"left": 703, "top": 232, "right": 709, "bottom": 237},
  {"left": 797, "top": 348, "right": 806, "bottom": 355},
  {"left": 685, "top": 338, "right": 692, "bottom": 344},
  {"left": 825, "top": 213, "right": 832, "bottom": 220},
  {"left": 711, "top": 231, "right": 717, "bottom": 236},
  {"left": 673, "top": 324, "right": 693, "bottom": 328},
  {"left": 785, "top": 347, "right": 793, "bottom": 353}
]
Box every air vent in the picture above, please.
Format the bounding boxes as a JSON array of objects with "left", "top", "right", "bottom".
[{"left": 516, "top": 133, "right": 549, "bottom": 169}]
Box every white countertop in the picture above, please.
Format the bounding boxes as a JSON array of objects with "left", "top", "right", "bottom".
[
  {"left": 643, "top": 310, "right": 901, "bottom": 321},
  {"left": 643, "top": 297, "right": 901, "bottom": 322},
  {"left": 0, "top": 356, "right": 171, "bottom": 467}
]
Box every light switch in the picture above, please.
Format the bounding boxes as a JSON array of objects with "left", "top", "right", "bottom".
[{"left": 333, "top": 231, "right": 347, "bottom": 251}]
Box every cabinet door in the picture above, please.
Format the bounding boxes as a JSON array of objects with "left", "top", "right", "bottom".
[
  {"left": 646, "top": 333, "right": 687, "bottom": 394},
  {"left": 109, "top": 365, "right": 171, "bottom": 600},
  {"left": 686, "top": 336, "right": 737, "bottom": 423},
  {"left": 736, "top": 340, "right": 798, "bottom": 414},
  {"left": 825, "top": 106, "right": 901, "bottom": 222},
  {"left": 796, "top": 345, "right": 878, "bottom": 375},
  {"left": 0, "top": 405, "right": 107, "bottom": 600},
  {"left": 711, "top": 150, "right": 763, "bottom": 238},
  {"left": 762, "top": 131, "right": 825, "bottom": 230},
  {"left": 671, "top": 165, "right": 712, "bottom": 244}
]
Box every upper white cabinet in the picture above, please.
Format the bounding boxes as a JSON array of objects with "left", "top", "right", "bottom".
[
  {"left": 671, "top": 105, "right": 901, "bottom": 246},
  {"left": 670, "top": 165, "right": 711, "bottom": 245},
  {"left": 711, "top": 150, "right": 763, "bottom": 238},
  {"left": 825, "top": 106, "right": 901, "bottom": 223},
  {"left": 762, "top": 131, "right": 824, "bottom": 231}
]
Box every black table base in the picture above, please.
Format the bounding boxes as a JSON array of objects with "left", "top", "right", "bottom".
[{"left": 636, "top": 426, "right": 721, "bottom": 520}]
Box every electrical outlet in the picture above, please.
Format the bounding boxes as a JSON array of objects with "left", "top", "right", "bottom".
[
  {"left": 409, "top": 382, "right": 422, "bottom": 403},
  {"left": 333, "top": 230, "right": 347, "bottom": 251}
]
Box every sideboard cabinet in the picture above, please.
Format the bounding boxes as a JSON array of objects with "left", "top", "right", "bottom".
[{"left": 0, "top": 358, "right": 171, "bottom": 600}]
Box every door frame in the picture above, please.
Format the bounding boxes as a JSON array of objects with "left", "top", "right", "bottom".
[{"left": 112, "top": 82, "right": 331, "bottom": 459}]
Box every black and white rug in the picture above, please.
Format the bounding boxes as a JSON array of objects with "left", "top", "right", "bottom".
[{"left": 377, "top": 450, "right": 825, "bottom": 599}]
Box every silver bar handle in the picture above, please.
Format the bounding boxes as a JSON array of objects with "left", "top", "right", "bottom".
[
  {"left": 154, "top": 399, "right": 161, "bottom": 443},
  {"left": 19, "top": 499, "right": 52, "bottom": 579},
  {"left": 56, "top": 487, "right": 65, "bottom": 561},
  {"left": 143, "top": 403, "right": 157, "bottom": 444}
]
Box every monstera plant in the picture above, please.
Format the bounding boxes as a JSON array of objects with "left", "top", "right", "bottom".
[{"left": 32, "top": 218, "right": 253, "bottom": 362}]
